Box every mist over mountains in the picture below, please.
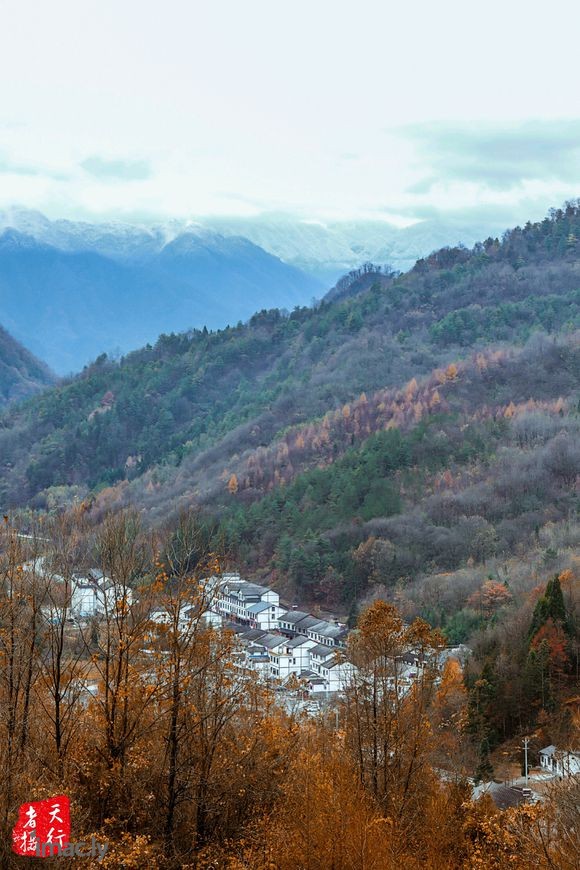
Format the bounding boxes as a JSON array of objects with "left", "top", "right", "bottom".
[
  {"left": 0, "top": 208, "right": 505, "bottom": 373},
  {"left": 203, "top": 214, "right": 504, "bottom": 283}
]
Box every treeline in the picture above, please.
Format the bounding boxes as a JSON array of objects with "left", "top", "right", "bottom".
[{"left": 1, "top": 511, "right": 579, "bottom": 869}]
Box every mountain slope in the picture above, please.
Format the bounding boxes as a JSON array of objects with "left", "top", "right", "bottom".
[
  {"left": 0, "top": 323, "right": 54, "bottom": 408},
  {"left": 0, "top": 228, "right": 322, "bottom": 373},
  {"left": 0, "top": 203, "right": 579, "bottom": 610}
]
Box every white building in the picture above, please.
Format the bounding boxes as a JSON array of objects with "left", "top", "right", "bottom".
[
  {"left": 307, "top": 620, "right": 348, "bottom": 647},
  {"left": 264, "top": 634, "right": 300, "bottom": 680},
  {"left": 246, "top": 600, "right": 284, "bottom": 630},
  {"left": 70, "top": 571, "right": 133, "bottom": 618},
  {"left": 211, "top": 574, "right": 281, "bottom": 626},
  {"left": 147, "top": 604, "right": 223, "bottom": 635},
  {"left": 309, "top": 644, "right": 337, "bottom": 674},
  {"left": 304, "top": 674, "right": 328, "bottom": 694},
  {"left": 241, "top": 632, "right": 315, "bottom": 681},
  {"left": 148, "top": 608, "right": 172, "bottom": 626},
  {"left": 180, "top": 603, "right": 223, "bottom": 632},
  {"left": 279, "top": 611, "right": 348, "bottom": 648},
  {"left": 278, "top": 610, "right": 311, "bottom": 634},
  {"left": 318, "top": 656, "right": 356, "bottom": 692},
  {"left": 244, "top": 644, "right": 271, "bottom": 679},
  {"left": 539, "top": 746, "right": 580, "bottom": 777},
  {"left": 285, "top": 635, "right": 317, "bottom": 672}
]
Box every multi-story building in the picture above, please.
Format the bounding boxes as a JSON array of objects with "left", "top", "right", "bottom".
[{"left": 210, "top": 574, "right": 282, "bottom": 627}]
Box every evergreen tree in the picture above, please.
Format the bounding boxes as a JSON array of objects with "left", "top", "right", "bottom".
[
  {"left": 466, "top": 661, "right": 499, "bottom": 749},
  {"left": 474, "top": 736, "right": 494, "bottom": 783},
  {"left": 528, "top": 575, "right": 569, "bottom": 640},
  {"left": 524, "top": 642, "right": 553, "bottom": 711}
]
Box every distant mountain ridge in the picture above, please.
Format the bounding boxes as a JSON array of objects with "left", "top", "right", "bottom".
[
  {"left": 0, "top": 206, "right": 521, "bottom": 374},
  {"left": 0, "top": 218, "right": 322, "bottom": 373},
  {"left": 204, "top": 214, "right": 506, "bottom": 282},
  {"left": 0, "top": 207, "right": 505, "bottom": 282},
  {"left": 0, "top": 323, "right": 54, "bottom": 407}
]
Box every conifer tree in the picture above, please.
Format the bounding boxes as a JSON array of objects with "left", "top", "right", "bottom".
[
  {"left": 528, "top": 575, "right": 569, "bottom": 640},
  {"left": 474, "top": 736, "right": 494, "bottom": 783}
]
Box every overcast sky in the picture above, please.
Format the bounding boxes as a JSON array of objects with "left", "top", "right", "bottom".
[{"left": 1, "top": 0, "right": 580, "bottom": 227}]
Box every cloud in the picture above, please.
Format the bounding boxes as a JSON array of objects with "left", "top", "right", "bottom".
[
  {"left": 0, "top": 159, "right": 39, "bottom": 177},
  {"left": 399, "top": 120, "right": 580, "bottom": 192},
  {"left": 80, "top": 156, "right": 152, "bottom": 181},
  {"left": 376, "top": 193, "right": 580, "bottom": 241},
  {"left": 0, "top": 155, "right": 68, "bottom": 180}
]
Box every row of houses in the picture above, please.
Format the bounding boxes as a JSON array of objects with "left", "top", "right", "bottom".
[
  {"left": 207, "top": 573, "right": 348, "bottom": 645},
  {"left": 145, "top": 574, "right": 458, "bottom": 696},
  {"left": 200, "top": 573, "right": 353, "bottom": 692},
  {"left": 232, "top": 626, "right": 355, "bottom": 692},
  {"left": 26, "top": 562, "right": 468, "bottom": 702}
]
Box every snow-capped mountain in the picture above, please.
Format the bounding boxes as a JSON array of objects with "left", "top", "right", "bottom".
[
  {"left": 0, "top": 207, "right": 164, "bottom": 260},
  {"left": 0, "top": 217, "right": 322, "bottom": 373},
  {"left": 0, "top": 208, "right": 505, "bottom": 281},
  {"left": 201, "top": 215, "right": 509, "bottom": 282},
  {"left": 0, "top": 207, "right": 506, "bottom": 373}
]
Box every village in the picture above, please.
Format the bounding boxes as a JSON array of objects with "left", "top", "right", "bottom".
[
  {"left": 28, "top": 557, "right": 456, "bottom": 700},
  {"left": 23, "top": 558, "right": 580, "bottom": 810}
]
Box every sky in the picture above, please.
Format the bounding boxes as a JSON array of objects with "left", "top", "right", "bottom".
[{"left": 1, "top": 0, "right": 580, "bottom": 228}]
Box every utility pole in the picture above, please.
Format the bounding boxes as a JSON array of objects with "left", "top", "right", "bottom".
[{"left": 523, "top": 736, "right": 530, "bottom": 786}]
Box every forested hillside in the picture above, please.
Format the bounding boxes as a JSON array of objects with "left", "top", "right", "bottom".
[
  {"left": 0, "top": 324, "right": 54, "bottom": 408},
  {"left": 1, "top": 204, "right": 579, "bottom": 615}
]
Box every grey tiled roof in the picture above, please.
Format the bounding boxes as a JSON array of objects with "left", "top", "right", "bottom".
[
  {"left": 246, "top": 601, "right": 272, "bottom": 614},
  {"left": 279, "top": 610, "right": 310, "bottom": 625},
  {"left": 286, "top": 635, "right": 313, "bottom": 648},
  {"left": 310, "top": 644, "right": 336, "bottom": 659}
]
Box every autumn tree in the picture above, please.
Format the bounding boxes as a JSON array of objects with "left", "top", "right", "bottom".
[
  {"left": 79, "top": 510, "right": 156, "bottom": 829},
  {"left": 431, "top": 658, "right": 470, "bottom": 776},
  {"left": 468, "top": 580, "right": 512, "bottom": 618},
  {"left": 343, "top": 602, "right": 445, "bottom": 853},
  {"left": 0, "top": 519, "right": 38, "bottom": 829},
  {"left": 35, "top": 508, "right": 93, "bottom": 776}
]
